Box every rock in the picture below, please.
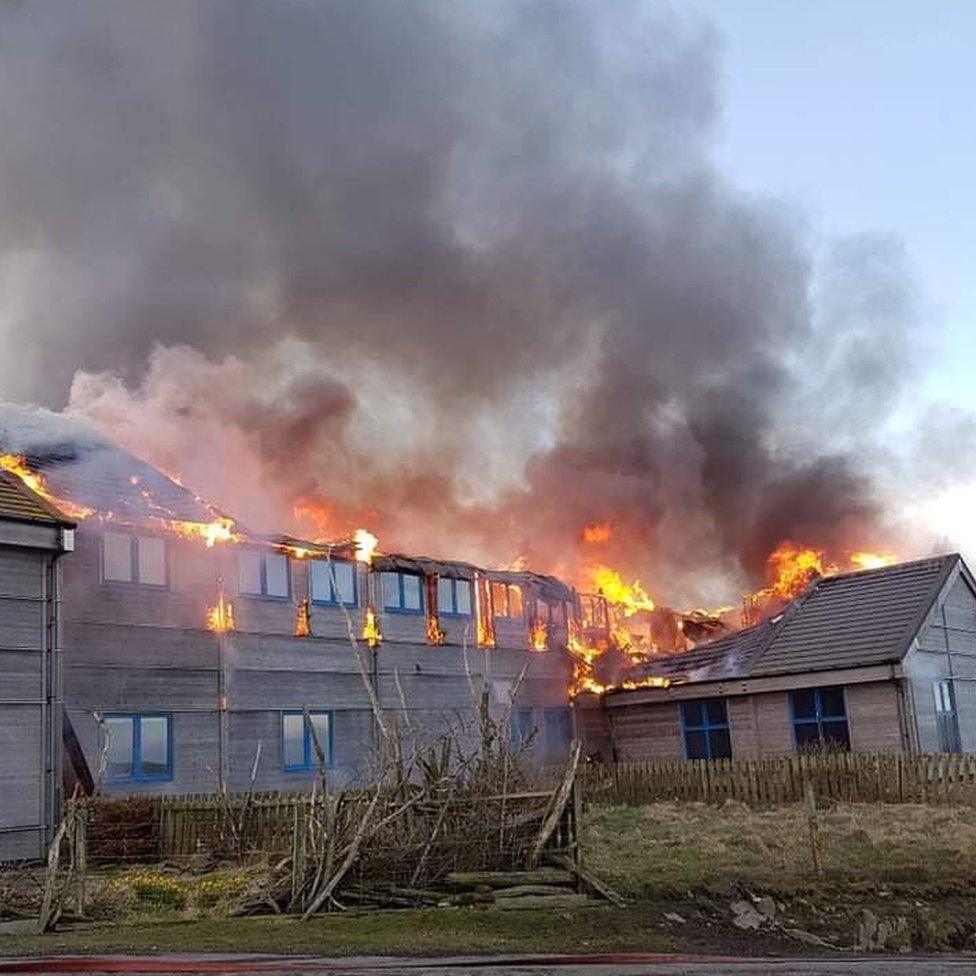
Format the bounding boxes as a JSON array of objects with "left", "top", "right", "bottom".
[
  {"left": 663, "top": 912, "right": 687, "bottom": 925},
  {"left": 731, "top": 900, "right": 765, "bottom": 930},
  {"left": 755, "top": 896, "right": 777, "bottom": 919},
  {"left": 856, "top": 909, "right": 910, "bottom": 951},
  {"left": 783, "top": 927, "right": 839, "bottom": 949}
]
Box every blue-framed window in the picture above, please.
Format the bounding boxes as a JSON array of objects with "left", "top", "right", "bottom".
[
  {"left": 102, "top": 532, "right": 167, "bottom": 586},
  {"left": 510, "top": 708, "right": 536, "bottom": 748},
  {"left": 309, "top": 559, "right": 357, "bottom": 607},
  {"left": 543, "top": 707, "right": 572, "bottom": 752},
  {"left": 679, "top": 698, "right": 731, "bottom": 760},
  {"left": 380, "top": 571, "right": 424, "bottom": 613},
  {"left": 437, "top": 577, "right": 472, "bottom": 616},
  {"left": 239, "top": 549, "right": 290, "bottom": 599},
  {"left": 790, "top": 687, "right": 850, "bottom": 751},
  {"left": 491, "top": 581, "right": 523, "bottom": 619},
  {"left": 281, "top": 711, "right": 333, "bottom": 771},
  {"left": 103, "top": 713, "right": 172, "bottom": 782},
  {"left": 935, "top": 680, "right": 962, "bottom": 754}
]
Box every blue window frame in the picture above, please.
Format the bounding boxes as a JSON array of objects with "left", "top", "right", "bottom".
[
  {"left": 437, "top": 577, "right": 472, "bottom": 616},
  {"left": 281, "top": 710, "right": 333, "bottom": 771},
  {"left": 309, "top": 559, "right": 358, "bottom": 607},
  {"left": 103, "top": 713, "right": 172, "bottom": 782},
  {"left": 380, "top": 571, "right": 424, "bottom": 613},
  {"left": 679, "top": 698, "right": 731, "bottom": 760},
  {"left": 790, "top": 687, "right": 850, "bottom": 752},
  {"left": 510, "top": 708, "right": 536, "bottom": 748},
  {"left": 239, "top": 550, "right": 290, "bottom": 599},
  {"left": 543, "top": 707, "right": 572, "bottom": 752}
]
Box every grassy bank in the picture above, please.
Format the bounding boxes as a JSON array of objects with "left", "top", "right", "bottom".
[
  {"left": 584, "top": 801, "right": 976, "bottom": 897},
  {"left": 0, "top": 908, "right": 669, "bottom": 958}
]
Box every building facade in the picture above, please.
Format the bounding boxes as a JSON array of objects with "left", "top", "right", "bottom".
[
  {"left": 580, "top": 555, "right": 976, "bottom": 762},
  {"left": 0, "top": 472, "right": 74, "bottom": 862}
]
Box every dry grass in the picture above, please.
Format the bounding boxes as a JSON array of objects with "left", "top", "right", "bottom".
[{"left": 584, "top": 801, "right": 976, "bottom": 897}]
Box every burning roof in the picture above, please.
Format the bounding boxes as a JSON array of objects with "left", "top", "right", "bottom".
[{"left": 614, "top": 553, "right": 961, "bottom": 691}]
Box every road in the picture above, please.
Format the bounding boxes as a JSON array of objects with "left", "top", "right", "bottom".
[{"left": 0, "top": 955, "right": 974, "bottom": 975}]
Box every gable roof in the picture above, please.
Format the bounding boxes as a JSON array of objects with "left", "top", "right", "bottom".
[
  {"left": 618, "top": 553, "right": 962, "bottom": 691},
  {"left": 750, "top": 553, "right": 959, "bottom": 677},
  {"left": 0, "top": 469, "right": 75, "bottom": 526}
]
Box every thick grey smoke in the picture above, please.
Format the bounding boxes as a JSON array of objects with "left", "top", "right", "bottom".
[{"left": 0, "top": 1, "right": 921, "bottom": 603}]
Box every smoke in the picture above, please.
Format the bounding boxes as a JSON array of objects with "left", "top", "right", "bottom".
[{"left": 0, "top": 1, "right": 925, "bottom": 604}]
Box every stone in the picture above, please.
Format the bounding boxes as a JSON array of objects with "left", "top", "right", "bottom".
[
  {"left": 755, "top": 896, "right": 777, "bottom": 919},
  {"left": 730, "top": 900, "right": 765, "bottom": 930},
  {"left": 663, "top": 912, "right": 686, "bottom": 925}
]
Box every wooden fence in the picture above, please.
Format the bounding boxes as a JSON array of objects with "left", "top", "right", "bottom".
[{"left": 581, "top": 752, "right": 976, "bottom": 807}]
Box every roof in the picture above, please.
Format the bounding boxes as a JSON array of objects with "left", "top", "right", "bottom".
[
  {"left": 751, "top": 553, "right": 959, "bottom": 677},
  {"left": 616, "top": 553, "right": 962, "bottom": 691},
  {"left": 0, "top": 469, "right": 75, "bottom": 526}
]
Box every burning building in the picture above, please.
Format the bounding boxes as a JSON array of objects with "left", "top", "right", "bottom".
[
  {"left": 0, "top": 420, "right": 588, "bottom": 800},
  {"left": 580, "top": 554, "right": 976, "bottom": 762}
]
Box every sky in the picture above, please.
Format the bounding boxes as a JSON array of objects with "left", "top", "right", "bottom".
[{"left": 694, "top": 0, "right": 976, "bottom": 405}]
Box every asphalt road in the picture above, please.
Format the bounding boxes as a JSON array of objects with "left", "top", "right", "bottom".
[{"left": 1, "top": 955, "right": 975, "bottom": 975}]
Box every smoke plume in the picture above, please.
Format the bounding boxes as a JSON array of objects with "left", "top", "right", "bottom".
[{"left": 0, "top": 1, "right": 923, "bottom": 604}]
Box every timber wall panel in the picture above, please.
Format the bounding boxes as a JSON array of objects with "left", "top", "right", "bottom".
[
  {"left": 845, "top": 681, "right": 904, "bottom": 753},
  {"left": 0, "top": 704, "right": 44, "bottom": 858},
  {"left": 0, "top": 548, "right": 43, "bottom": 598},
  {"left": 610, "top": 701, "right": 684, "bottom": 761},
  {"left": 751, "top": 691, "right": 793, "bottom": 757},
  {"left": 728, "top": 695, "right": 761, "bottom": 758}
]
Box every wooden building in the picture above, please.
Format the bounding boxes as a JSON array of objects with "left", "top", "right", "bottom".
[
  {"left": 0, "top": 472, "right": 74, "bottom": 861},
  {"left": 580, "top": 555, "right": 976, "bottom": 762},
  {"left": 3, "top": 440, "right": 577, "bottom": 798}
]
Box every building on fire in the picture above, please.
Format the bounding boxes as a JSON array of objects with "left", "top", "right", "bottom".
[
  {"left": 579, "top": 554, "right": 976, "bottom": 762},
  {"left": 0, "top": 430, "right": 580, "bottom": 819}
]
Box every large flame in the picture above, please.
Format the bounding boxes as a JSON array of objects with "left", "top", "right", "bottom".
[
  {"left": 164, "top": 516, "right": 238, "bottom": 548},
  {"left": 529, "top": 617, "right": 548, "bottom": 652},
  {"left": 362, "top": 605, "right": 382, "bottom": 648},
  {"left": 587, "top": 564, "right": 655, "bottom": 617},
  {"left": 0, "top": 453, "right": 94, "bottom": 521},
  {"left": 850, "top": 550, "right": 897, "bottom": 571},
  {"left": 206, "top": 589, "right": 235, "bottom": 633},
  {"left": 354, "top": 528, "right": 379, "bottom": 565}
]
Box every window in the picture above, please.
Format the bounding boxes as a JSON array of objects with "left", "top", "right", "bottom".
[
  {"left": 281, "top": 711, "right": 332, "bottom": 770},
  {"left": 380, "top": 571, "right": 423, "bottom": 613},
  {"left": 103, "top": 714, "right": 172, "bottom": 781},
  {"left": 935, "top": 680, "right": 962, "bottom": 754},
  {"left": 491, "top": 582, "right": 523, "bottom": 619},
  {"left": 309, "top": 559, "right": 357, "bottom": 607},
  {"left": 437, "top": 577, "right": 472, "bottom": 616},
  {"left": 544, "top": 707, "right": 573, "bottom": 751},
  {"left": 102, "top": 532, "right": 167, "bottom": 586},
  {"left": 579, "top": 594, "right": 608, "bottom": 629},
  {"left": 679, "top": 698, "right": 731, "bottom": 760},
  {"left": 790, "top": 687, "right": 850, "bottom": 751},
  {"left": 239, "top": 550, "right": 291, "bottom": 598},
  {"left": 510, "top": 708, "right": 536, "bottom": 748}
]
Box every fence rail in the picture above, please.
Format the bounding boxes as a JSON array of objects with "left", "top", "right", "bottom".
[{"left": 581, "top": 752, "right": 976, "bottom": 807}]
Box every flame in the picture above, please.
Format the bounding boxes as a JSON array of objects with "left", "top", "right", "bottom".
[
  {"left": 165, "top": 516, "right": 238, "bottom": 548},
  {"left": 295, "top": 598, "right": 311, "bottom": 638},
  {"left": 850, "top": 550, "right": 897, "bottom": 571},
  {"left": 362, "top": 605, "right": 382, "bottom": 648},
  {"left": 475, "top": 576, "right": 496, "bottom": 648},
  {"left": 287, "top": 546, "right": 313, "bottom": 559},
  {"left": 426, "top": 613, "right": 446, "bottom": 646},
  {"left": 582, "top": 522, "right": 612, "bottom": 544},
  {"left": 588, "top": 564, "right": 655, "bottom": 617},
  {"left": 206, "top": 591, "right": 236, "bottom": 633},
  {"left": 354, "top": 528, "right": 379, "bottom": 565},
  {"left": 0, "top": 453, "right": 94, "bottom": 521},
  {"left": 529, "top": 618, "right": 548, "bottom": 652}
]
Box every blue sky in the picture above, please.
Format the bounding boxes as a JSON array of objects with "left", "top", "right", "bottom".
[{"left": 694, "top": 0, "right": 975, "bottom": 406}]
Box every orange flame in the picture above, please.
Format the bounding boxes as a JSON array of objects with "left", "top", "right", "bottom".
[
  {"left": 587, "top": 564, "right": 655, "bottom": 617},
  {"left": 206, "top": 590, "right": 235, "bottom": 633},
  {"left": 354, "top": 528, "right": 379, "bottom": 565},
  {"left": 295, "top": 598, "right": 311, "bottom": 638},
  {"left": 426, "top": 613, "right": 446, "bottom": 646},
  {"left": 0, "top": 454, "right": 94, "bottom": 521},
  {"left": 164, "top": 516, "right": 238, "bottom": 548},
  {"left": 362, "top": 605, "right": 382, "bottom": 648},
  {"left": 529, "top": 618, "right": 548, "bottom": 652},
  {"left": 850, "top": 550, "right": 897, "bottom": 571}
]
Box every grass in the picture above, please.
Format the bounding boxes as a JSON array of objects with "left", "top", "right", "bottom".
[
  {"left": 0, "top": 908, "right": 670, "bottom": 958},
  {"left": 583, "top": 801, "right": 976, "bottom": 897}
]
